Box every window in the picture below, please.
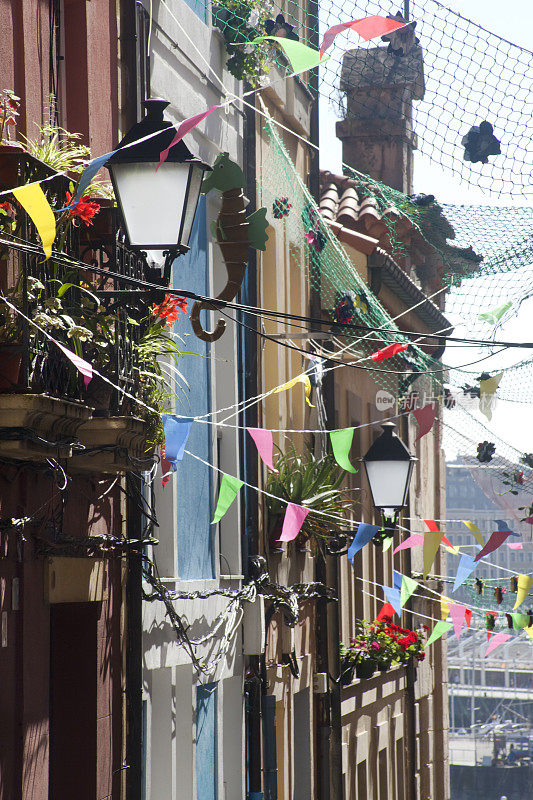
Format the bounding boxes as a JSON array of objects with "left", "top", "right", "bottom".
[
  {"left": 196, "top": 683, "right": 218, "bottom": 800},
  {"left": 183, "top": 0, "right": 207, "bottom": 23}
]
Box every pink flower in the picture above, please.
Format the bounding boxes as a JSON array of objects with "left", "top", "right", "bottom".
[{"left": 370, "top": 641, "right": 379, "bottom": 651}]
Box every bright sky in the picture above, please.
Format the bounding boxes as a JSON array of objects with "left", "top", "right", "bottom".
[{"left": 319, "top": 0, "right": 533, "bottom": 454}]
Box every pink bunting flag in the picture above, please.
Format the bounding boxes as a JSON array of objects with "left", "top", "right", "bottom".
[
  {"left": 392, "top": 534, "right": 424, "bottom": 554},
  {"left": 485, "top": 632, "right": 512, "bottom": 657},
  {"left": 474, "top": 530, "right": 511, "bottom": 562},
  {"left": 157, "top": 105, "right": 220, "bottom": 170},
  {"left": 371, "top": 342, "right": 409, "bottom": 363},
  {"left": 507, "top": 542, "right": 523, "bottom": 550},
  {"left": 55, "top": 341, "right": 93, "bottom": 387},
  {"left": 278, "top": 503, "right": 309, "bottom": 542},
  {"left": 320, "top": 15, "right": 407, "bottom": 57},
  {"left": 412, "top": 404, "right": 437, "bottom": 441},
  {"left": 449, "top": 604, "right": 467, "bottom": 640},
  {"left": 247, "top": 428, "right": 278, "bottom": 471}
]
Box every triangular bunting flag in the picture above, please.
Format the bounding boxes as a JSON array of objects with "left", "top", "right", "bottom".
[
  {"left": 278, "top": 503, "right": 309, "bottom": 542},
  {"left": 347, "top": 523, "right": 380, "bottom": 563},
  {"left": 427, "top": 621, "right": 453, "bottom": 646},
  {"left": 383, "top": 586, "right": 402, "bottom": 617},
  {"left": 513, "top": 574, "right": 533, "bottom": 609},
  {"left": 485, "top": 633, "right": 512, "bottom": 657},
  {"left": 211, "top": 474, "right": 243, "bottom": 524},
  {"left": 162, "top": 415, "right": 193, "bottom": 468},
  {"left": 329, "top": 428, "right": 357, "bottom": 473},
  {"left": 247, "top": 428, "right": 278, "bottom": 471}
]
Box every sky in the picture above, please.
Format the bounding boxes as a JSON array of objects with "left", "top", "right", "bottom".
[{"left": 318, "top": 0, "right": 533, "bottom": 454}]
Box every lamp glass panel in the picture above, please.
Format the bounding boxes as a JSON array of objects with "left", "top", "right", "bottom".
[
  {"left": 364, "top": 460, "right": 412, "bottom": 509},
  {"left": 180, "top": 164, "right": 205, "bottom": 248},
  {"left": 111, "top": 161, "right": 190, "bottom": 247}
]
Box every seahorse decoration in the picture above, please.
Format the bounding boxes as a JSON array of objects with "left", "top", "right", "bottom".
[{"left": 190, "top": 152, "right": 269, "bottom": 342}]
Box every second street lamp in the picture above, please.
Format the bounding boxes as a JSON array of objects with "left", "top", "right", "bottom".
[
  {"left": 107, "top": 98, "right": 211, "bottom": 281},
  {"left": 361, "top": 422, "right": 416, "bottom": 543}
]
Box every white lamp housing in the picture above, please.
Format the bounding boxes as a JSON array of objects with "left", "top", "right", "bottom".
[
  {"left": 107, "top": 99, "right": 211, "bottom": 253},
  {"left": 362, "top": 422, "right": 415, "bottom": 517}
]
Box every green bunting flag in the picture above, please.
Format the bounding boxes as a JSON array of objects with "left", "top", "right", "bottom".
[
  {"left": 382, "top": 536, "right": 394, "bottom": 553},
  {"left": 401, "top": 575, "right": 418, "bottom": 607},
  {"left": 251, "top": 37, "right": 328, "bottom": 74},
  {"left": 329, "top": 428, "right": 357, "bottom": 473},
  {"left": 211, "top": 474, "right": 244, "bottom": 524},
  {"left": 511, "top": 613, "right": 531, "bottom": 630},
  {"left": 478, "top": 301, "right": 512, "bottom": 325},
  {"left": 426, "top": 621, "right": 453, "bottom": 646}
]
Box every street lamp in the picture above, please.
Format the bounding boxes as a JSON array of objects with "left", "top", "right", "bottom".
[
  {"left": 361, "top": 422, "right": 416, "bottom": 543},
  {"left": 107, "top": 98, "right": 211, "bottom": 280}
]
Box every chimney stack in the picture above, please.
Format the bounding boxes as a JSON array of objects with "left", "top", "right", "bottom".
[{"left": 336, "top": 44, "right": 425, "bottom": 194}]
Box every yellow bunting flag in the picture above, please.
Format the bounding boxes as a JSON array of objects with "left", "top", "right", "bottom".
[
  {"left": 423, "top": 531, "right": 443, "bottom": 579},
  {"left": 271, "top": 373, "right": 314, "bottom": 407},
  {"left": 479, "top": 372, "right": 503, "bottom": 421},
  {"left": 463, "top": 520, "right": 485, "bottom": 547},
  {"left": 441, "top": 595, "right": 451, "bottom": 620},
  {"left": 12, "top": 182, "right": 56, "bottom": 260},
  {"left": 513, "top": 574, "right": 533, "bottom": 610},
  {"left": 524, "top": 626, "right": 533, "bottom": 640}
]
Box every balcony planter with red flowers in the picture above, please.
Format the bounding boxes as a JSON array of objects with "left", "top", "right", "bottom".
[{"left": 340, "top": 618, "right": 427, "bottom": 685}]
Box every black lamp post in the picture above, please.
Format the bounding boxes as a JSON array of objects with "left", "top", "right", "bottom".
[
  {"left": 362, "top": 422, "right": 416, "bottom": 543},
  {"left": 107, "top": 98, "right": 211, "bottom": 282}
]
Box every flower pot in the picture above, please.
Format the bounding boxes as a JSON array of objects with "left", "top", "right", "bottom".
[
  {"left": 0, "top": 345, "right": 22, "bottom": 390},
  {"left": 355, "top": 660, "right": 376, "bottom": 680},
  {"left": 340, "top": 663, "right": 355, "bottom": 686},
  {"left": 378, "top": 660, "right": 392, "bottom": 672}
]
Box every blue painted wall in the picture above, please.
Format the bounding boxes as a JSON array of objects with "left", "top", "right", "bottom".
[
  {"left": 196, "top": 683, "right": 218, "bottom": 800},
  {"left": 173, "top": 197, "right": 214, "bottom": 580}
]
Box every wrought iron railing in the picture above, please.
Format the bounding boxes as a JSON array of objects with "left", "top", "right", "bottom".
[{"left": 0, "top": 148, "right": 153, "bottom": 415}]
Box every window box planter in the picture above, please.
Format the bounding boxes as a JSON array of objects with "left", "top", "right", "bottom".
[
  {"left": 69, "top": 416, "right": 156, "bottom": 473},
  {"left": 0, "top": 393, "right": 91, "bottom": 461}
]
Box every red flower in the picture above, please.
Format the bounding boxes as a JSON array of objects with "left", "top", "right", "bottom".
[
  {"left": 151, "top": 293, "right": 188, "bottom": 326},
  {"left": 65, "top": 192, "right": 100, "bottom": 226},
  {"left": 422, "top": 624, "right": 429, "bottom": 631},
  {"left": 515, "top": 471, "right": 525, "bottom": 485},
  {"left": 0, "top": 201, "right": 13, "bottom": 213},
  {"left": 416, "top": 651, "right": 426, "bottom": 662}
]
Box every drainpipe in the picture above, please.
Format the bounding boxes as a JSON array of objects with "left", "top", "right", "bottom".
[
  {"left": 126, "top": 472, "right": 143, "bottom": 800},
  {"left": 240, "top": 85, "right": 262, "bottom": 800}
]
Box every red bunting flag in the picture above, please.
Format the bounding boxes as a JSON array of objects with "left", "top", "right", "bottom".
[
  {"left": 377, "top": 602, "right": 397, "bottom": 621},
  {"left": 371, "top": 342, "right": 409, "bottom": 363},
  {"left": 412, "top": 403, "right": 437, "bottom": 441},
  {"left": 320, "top": 16, "right": 407, "bottom": 57}
]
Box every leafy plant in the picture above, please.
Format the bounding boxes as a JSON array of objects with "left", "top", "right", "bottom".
[
  {"left": 266, "top": 446, "right": 357, "bottom": 545},
  {"left": 20, "top": 123, "right": 114, "bottom": 199},
  {"left": 341, "top": 618, "right": 427, "bottom": 673},
  {"left": 213, "top": 0, "right": 272, "bottom": 83}
]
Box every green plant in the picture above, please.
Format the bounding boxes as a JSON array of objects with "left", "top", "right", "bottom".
[
  {"left": 213, "top": 0, "right": 272, "bottom": 83},
  {"left": 266, "top": 446, "right": 357, "bottom": 545},
  {"left": 341, "top": 618, "right": 427, "bottom": 674},
  {"left": 20, "top": 123, "right": 114, "bottom": 199}
]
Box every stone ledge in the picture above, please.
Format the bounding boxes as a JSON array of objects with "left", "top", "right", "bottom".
[
  {"left": 0, "top": 393, "right": 92, "bottom": 461},
  {"left": 69, "top": 416, "right": 156, "bottom": 473}
]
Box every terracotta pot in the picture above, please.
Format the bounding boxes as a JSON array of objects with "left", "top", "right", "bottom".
[
  {"left": 355, "top": 660, "right": 376, "bottom": 680},
  {"left": 0, "top": 345, "right": 22, "bottom": 391}
]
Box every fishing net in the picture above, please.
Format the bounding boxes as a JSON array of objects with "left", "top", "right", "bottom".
[
  {"left": 259, "top": 115, "right": 443, "bottom": 400},
  {"left": 208, "top": 0, "right": 533, "bottom": 197}
]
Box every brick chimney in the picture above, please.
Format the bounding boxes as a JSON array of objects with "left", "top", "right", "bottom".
[{"left": 336, "top": 44, "right": 425, "bottom": 193}]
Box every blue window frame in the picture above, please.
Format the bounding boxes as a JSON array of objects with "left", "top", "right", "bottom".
[
  {"left": 173, "top": 197, "right": 214, "bottom": 580},
  {"left": 196, "top": 683, "right": 218, "bottom": 800},
  {"left": 182, "top": 0, "right": 207, "bottom": 24}
]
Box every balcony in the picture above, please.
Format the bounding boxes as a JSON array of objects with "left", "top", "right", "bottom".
[{"left": 0, "top": 147, "right": 160, "bottom": 471}]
